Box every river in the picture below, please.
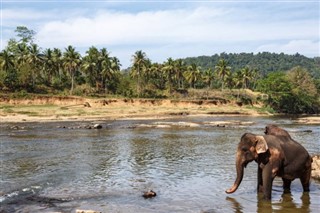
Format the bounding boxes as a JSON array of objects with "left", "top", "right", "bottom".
[{"left": 0, "top": 116, "right": 319, "bottom": 212}]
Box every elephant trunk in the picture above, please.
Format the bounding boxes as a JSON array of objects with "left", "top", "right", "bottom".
[{"left": 226, "top": 153, "right": 244, "bottom": 194}]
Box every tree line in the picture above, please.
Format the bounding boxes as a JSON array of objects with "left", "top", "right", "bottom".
[{"left": 1, "top": 26, "right": 320, "bottom": 114}]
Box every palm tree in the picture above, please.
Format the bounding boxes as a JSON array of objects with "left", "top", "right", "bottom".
[
  {"left": 174, "top": 59, "right": 186, "bottom": 89},
  {"left": 82, "top": 46, "right": 99, "bottom": 89},
  {"left": 251, "top": 68, "right": 260, "bottom": 90},
  {"left": 233, "top": 69, "right": 243, "bottom": 89},
  {"left": 99, "top": 48, "right": 112, "bottom": 91},
  {"left": 52, "top": 48, "right": 63, "bottom": 84},
  {"left": 215, "top": 59, "right": 231, "bottom": 90},
  {"left": 63, "top": 45, "right": 81, "bottom": 94},
  {"left": 149, "top": 62, "right": 165, "bottom": 90},
  {"left": 203, "top": 68, "right": 215, "bottom": 89},
  {"left": 130, "top": 50, "right": 148, "bottom": 97},
  {"left": 16, "top": 43, "right": 28, "bottom": 66},
  {"left": 42, "top": 48, "right": 55, "bottom": 85},
  {"left": 184, "top": 63, "right": 202, "bottom": 89},
  {"left": 162, "top": 57, "right": 175, "bottom": 93},
  {"left": 233, "top": 69, "right": 244, "bottom": 99},
  {"left": 0, "top": 49, "right": 15, "bottom": 73},
  {"left": 101, "top": 55, "right": 121, "bottom": 93},
  {"left": 26, "top": 44, "right": 43, "bottom": 88},
  {"left": 241, "top": 66, "right": 253, "bottom": 89},
  {"left": 0, "top": 49, "right": 17, "bottom": 89}
]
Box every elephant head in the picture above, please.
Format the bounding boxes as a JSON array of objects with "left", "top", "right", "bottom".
[
  {"left": 226, "top": 133, "right": 268, "bottom": 194},
  {"left": 264, "top": 124, "right": 292, "bottom": 139}
]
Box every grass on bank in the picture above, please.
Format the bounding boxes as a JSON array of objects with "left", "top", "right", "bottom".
[{"left": 0, "top": 89, "right": 272, "bottom": 119}]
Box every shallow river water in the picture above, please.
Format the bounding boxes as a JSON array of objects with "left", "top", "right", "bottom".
[{"left": 0, "top": 116, "right": 319, "bottom": 213}]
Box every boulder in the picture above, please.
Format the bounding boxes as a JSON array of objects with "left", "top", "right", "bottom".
[
  {"left": 311, "top": 155, "right": 320, "bottom": 180},
  {"left": 76, "top": 210, "right": 101, "bottom": 213},
  {"left": 93, "top": 124, "right": 102, "bottom": 129},
  {"left": 142, "top": 190, "right": 157, "bottom": 198}
]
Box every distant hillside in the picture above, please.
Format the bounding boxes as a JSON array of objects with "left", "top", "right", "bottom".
[{"left": 183, "top": 52, "right": 320, "bottom": 78}]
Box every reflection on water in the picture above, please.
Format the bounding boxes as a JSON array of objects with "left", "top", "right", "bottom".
[
  {"left": 227, "top": 193, "right": 311, "bottom": 213},
  {"left": 0, "top": 116, "right": 319, "bottom": 212}
]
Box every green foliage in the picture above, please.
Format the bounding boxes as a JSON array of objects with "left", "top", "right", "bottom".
[
  {"left": 257, "top": 69, "right": 320, "bottom": 114},
  {"left": 115, "top": 74, "right": 135, "bottom": 97},
  {"left": 72, "top": 84, "right": 96, "bottom": 96},
  {"left": 184, "top": 52, "right": 320, "bottom": 78},
  {"left": 15, "top": 26, "right": 36, "bottom": 44}
]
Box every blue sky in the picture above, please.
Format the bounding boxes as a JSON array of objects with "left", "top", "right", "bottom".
[{"left": 1, "top": 0, "right": 319, "bottom": 68}]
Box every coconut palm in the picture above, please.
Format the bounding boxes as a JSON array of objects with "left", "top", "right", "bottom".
[
  {"left": 184, "top": 63, "right": 202, "bottom": 89},
  {"left": 241, "top": 66, "right": 253, "bottom": 89},
  {"left": 15, "top": 43, "right": 28, "bottom": 66},
  {"left": 101, "top": 55, "right": 121, "bottom": 92},
  {"left": 52, "top": 48, "right": 63, "bottom": 83},
  {"left": 0, "top": 49, "right": 15, "bottom": 73},
  {"left": 174, "top": 59, "right": 186, "bottom": 89},
  {"left": 99, "top": 48, "right": 113, "bottom": 91},
  {"left": 162, "top": 57, "right": 176, "bottom": 93},
  {"left": 130, "top": 50, "right": 149, "bottom": 97},
  {"left": 0, "top": 49, "right": 17, "bottom": 89},
  {"left": 63, "top": 45, "right": 81, "bottom": 94},
  {"left": 251, "top": 68, "right": 260, "bottom": 90},
  {"left": 149, "top": 62, "right": 165, "bottom": 90},
  {"left": 82, "top": 46, "right": 99, "bottom": 89},
  {"left": 233, "top": 69, "right": 243, "bottom": 89},
  {"left": 42, "top": 48, "right": 56, "bottom": 85},
  {"left": 203, "top": 68, "right": 215, "bottom": 89},
  {"left": 26, "top": 44, "right": 43, "bottom": 88},
  {"left": 215, "top": 59, "right": 231, "bottom": 90}
]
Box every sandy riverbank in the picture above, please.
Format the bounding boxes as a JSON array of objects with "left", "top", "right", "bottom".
[
  {"left": 0, "top": 96, "right": 267, "bottom": 123},
  {"left": 0, "top": 96, "right": 319, "bottom": 123}
]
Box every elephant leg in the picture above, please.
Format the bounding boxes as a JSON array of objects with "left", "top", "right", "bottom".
[
  {"left": 300, "top": 169, "right": 311, "bottom": 192},
  {"left": 282, "top": 178, "right": 292, "bottom": 193},
  {"left": 262, "top": 163, "right": 274, "bottom": 200},
  {"left": 257, "top": 166, "right": 263, "bottom": 193}
]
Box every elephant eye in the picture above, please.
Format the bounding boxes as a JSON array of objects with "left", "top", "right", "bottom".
[{"left": 241, "top": 147, "right": 248, "bottom": 152}]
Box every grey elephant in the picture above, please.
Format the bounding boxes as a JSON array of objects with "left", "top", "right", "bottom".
[{"left": 225, "top": 129, "right": 312, "bottom": 200}]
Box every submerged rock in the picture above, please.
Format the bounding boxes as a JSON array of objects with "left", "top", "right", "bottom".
[
  {"left": 205, "top": 120, "right": 254, "bottom": 127},
  {"left": 143, "top": 190, "right": 157, "bottom": 198},
  {"left": 76, "top": 210, "right": 102, "bottom": 213},
  {"left": 93, "top": 124, "right": 102, "bottom": 129}
]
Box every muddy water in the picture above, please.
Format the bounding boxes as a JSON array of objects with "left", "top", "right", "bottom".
[{"left": 0, "top": 116, "right": 319, "bottom": 212}]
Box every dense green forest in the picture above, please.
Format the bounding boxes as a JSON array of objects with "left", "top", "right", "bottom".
[
  {"left": 184, "top": 52, "right": 320, "bottom": 78},
  {"left": 1, "top": 26, "right": 320, "bottom": 114}
]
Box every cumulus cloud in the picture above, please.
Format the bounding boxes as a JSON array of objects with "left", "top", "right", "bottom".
[
  {"left": 1, "top": 2, "right": 319, "bottom": 66},
  {"left": 256, "top": 40, "right": 320, "bottom": 57},
  {"left": 36, "top": 7, "right": 230, "bottom": 47},
  {"left": 34, "top": 6, "right": 317, "bottom": 48}
]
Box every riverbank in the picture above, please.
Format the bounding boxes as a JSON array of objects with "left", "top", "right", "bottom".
[
  {"left": 0, "top": 95, "right": 268, "bottom": 123},
  {"left": 0, "top": 95, "right": 319, "bottom": 123}
]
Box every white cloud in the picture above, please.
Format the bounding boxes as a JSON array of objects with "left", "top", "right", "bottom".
[
  {"left": 1, "top": 2, "right": 319, "bottom": 67},
  {"left": 256, "top": 40, "right": 320, "bottom": 57},
  {"left": 34, "top": 6, "right": 317, "bottom": 48},
  {"left": 36, "top": 7, "right": 231, "bottom": 47}
]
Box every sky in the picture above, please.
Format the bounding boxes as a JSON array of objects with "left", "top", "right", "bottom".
[{"left": 1, "top": 0, "right": 319, "bottom": 68}]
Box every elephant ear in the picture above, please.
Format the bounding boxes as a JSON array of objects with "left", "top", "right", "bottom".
[{"left": 255, "top": 136, "right": 268, "bottom": 154}]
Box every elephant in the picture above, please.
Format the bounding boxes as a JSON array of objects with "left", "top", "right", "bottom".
[
  {"left": 225, "top": 132, "right": 312, "bottom": 200},
  {"left": 264, "top": 124, "right": 292, "bottom": 139}
]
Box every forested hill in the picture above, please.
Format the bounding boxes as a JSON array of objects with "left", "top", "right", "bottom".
[{"left": 183, "top": 52, "right": 320, "bottom": 78}]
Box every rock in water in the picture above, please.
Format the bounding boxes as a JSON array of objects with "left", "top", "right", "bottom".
[
  {"left": 76, "top": 210, "right": 101, "bottom": 213},
  {"left": 93, "top": 124, "right": 102, "bottom": 129},
  {"left": 143, "top": 190, "right": 157, "bottom": 198}
]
